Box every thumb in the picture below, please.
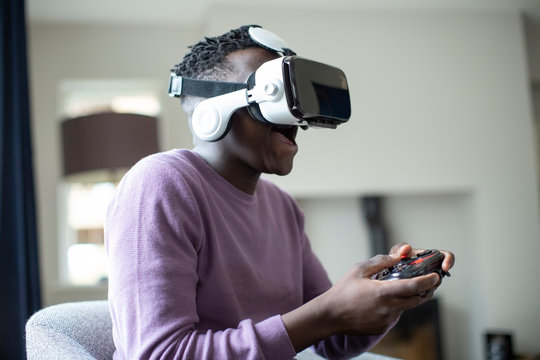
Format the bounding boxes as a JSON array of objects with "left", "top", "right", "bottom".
[{"left": 354, "top": 254, "right": 401, "bottom": 279}]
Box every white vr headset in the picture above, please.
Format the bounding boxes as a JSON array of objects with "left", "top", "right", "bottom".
[{"left": 168, "top": 26, "right": 351, "bottom": 142}]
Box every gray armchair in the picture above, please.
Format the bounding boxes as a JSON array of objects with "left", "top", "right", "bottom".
[
  {"left": 25, "top": 300, "right": 400, "bottom": 360},
  {"left": 25, "top": 300, "right": 114, "bottom": 360}
]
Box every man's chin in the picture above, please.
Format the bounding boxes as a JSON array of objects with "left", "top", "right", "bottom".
[{"left": 265, "top": 161, "right": 295, "bottom": 177}]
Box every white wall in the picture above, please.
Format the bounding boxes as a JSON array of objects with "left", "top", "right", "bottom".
[
  {"left": 204, "top": 5, "right": 540, "bottom": 359},
  {"left": 29, "top": 4, "right": 540, "bottom": 360}
]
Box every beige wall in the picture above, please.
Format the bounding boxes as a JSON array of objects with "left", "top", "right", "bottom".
[{"left": 29, "top": 5, "right": 540, "bottom": 360}]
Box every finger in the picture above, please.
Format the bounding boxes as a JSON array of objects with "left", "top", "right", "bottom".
[
  {"left": 440, "top": 250, "right": 455, "bottom": 272},
  {"left": 407, "top": 248, "right": 455, "bottom": 273},
  {"left": 380, "top": 273, "right": 440, "bottom": 298},
  {"left": 394, "top": 288, "right": 436, "bottom": 311},
  {"left": 388, "top": 242, "right": 411, "bottom": 258},
  {"left": 399, "top": 290, "right": 433, "bottom": 308},
  {"left": 355, "top": 254, "right": 401, "bottom": 278}
]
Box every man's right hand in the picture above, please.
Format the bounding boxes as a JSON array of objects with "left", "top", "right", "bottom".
[
  {"left": 320, "top": 243, "right": 440, "bottom": 336},
  {"left": 281, "top": 242, "right": 444, "bottom": 352}
]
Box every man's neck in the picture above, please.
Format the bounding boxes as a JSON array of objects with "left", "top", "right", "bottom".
[{"left": 193, "top": 147, "right": 260, "bottom": 195}]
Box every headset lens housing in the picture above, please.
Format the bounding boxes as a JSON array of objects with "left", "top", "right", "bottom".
[{"left": 283, "top": 57, "right": 351, "bottom": 127}]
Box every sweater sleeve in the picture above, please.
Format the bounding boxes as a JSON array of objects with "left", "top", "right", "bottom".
[{"left": 105, "top": 157, "right": 296, "bottom": 360}]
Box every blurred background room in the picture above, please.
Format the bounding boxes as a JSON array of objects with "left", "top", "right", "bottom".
[{"left": 2, "top": 0, "right": 539, "bottom": 359}]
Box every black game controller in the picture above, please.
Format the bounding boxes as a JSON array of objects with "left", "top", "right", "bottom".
[{"left": 373, "top": 249, "right": 450, "bottom": 281}]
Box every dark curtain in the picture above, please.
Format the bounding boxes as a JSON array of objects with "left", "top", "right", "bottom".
[{"left": 0, "top": 0, "right": 42, "bottom": 359}]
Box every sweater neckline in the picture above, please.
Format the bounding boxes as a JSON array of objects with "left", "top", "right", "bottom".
[{"left": 178, "top": 149, "right": 259, "bottom": 205}]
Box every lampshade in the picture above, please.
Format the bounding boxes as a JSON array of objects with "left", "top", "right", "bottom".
[{"left": 61, "top": 112, "right": 159, "bottom": 180}]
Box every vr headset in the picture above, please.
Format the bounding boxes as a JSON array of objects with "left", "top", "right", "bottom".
[{"left": 168, "top": 26, "right": 351, "bottom": 142}]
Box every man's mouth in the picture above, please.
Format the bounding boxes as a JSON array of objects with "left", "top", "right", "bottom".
[{"left": 272, "top": 125, "right": 298, "bottom": 145}]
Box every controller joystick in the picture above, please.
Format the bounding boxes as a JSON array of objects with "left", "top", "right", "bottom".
[{"left": 373, "top": 249, "right": 450, "bottom": 281}]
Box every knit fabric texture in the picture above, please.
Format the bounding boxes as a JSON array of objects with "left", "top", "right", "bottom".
[{"left": 25, "top": 300, "right": 114, "bottom": 360}]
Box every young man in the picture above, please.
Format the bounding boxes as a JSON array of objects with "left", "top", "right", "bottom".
[{"left": 105, "top": 25, "right": 454, "bottom": 359}]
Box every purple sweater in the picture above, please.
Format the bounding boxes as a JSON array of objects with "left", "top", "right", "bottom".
[{"left": 105, "top": 149, "right": 382, "bottom": 359}]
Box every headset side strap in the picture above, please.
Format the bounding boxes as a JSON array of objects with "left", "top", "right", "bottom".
[{"left": 168, "top": 74, "right": 247, "bottom": 98}]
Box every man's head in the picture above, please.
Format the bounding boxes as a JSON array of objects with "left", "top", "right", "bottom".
[
  {"left": 171, "top": 26, "right": 299, "bottom": 183},
  {"left": 170, "top": 25, "right": 350, "bottom": 189},
  {"left": 172, "top": 25, "right": 350, "bottom": 144}
]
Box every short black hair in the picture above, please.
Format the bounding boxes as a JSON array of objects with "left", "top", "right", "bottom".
[{"left": 172, "top": 24, "right": 260, "bottom": 80}]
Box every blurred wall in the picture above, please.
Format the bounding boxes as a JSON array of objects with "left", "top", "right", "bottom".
[
  {"left": 29, "top": 5, "right": 540, "bottom": 360},
  {"left": 204, "top": 7, "right": 539, "bottom": 358},
  {"left": 28, "top": 23, "right": 199, "bottom": 303}
]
